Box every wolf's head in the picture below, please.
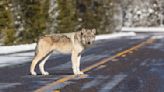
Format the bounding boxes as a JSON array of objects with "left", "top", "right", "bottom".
[{"left": 76, "top": 28, "right": 96, "bottom": 47}]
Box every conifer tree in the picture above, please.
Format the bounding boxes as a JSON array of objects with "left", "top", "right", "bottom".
[
  {"left": 0, "top": 0, "right": 16, "bottom": 45},
  {"left": 56, "top": 0, "right": 77, "bottom": 33}
]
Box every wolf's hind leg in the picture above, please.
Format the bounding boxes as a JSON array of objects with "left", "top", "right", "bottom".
[
  {"left": 30, "top": 37, "right": 53, "bottom": 75},
  {"left": 39, "top": 54, "right": 51, "bottom": 75},
  {"left": 30, "top": 53, "right": 44, "bottom": 75},
  {"left": 30, "top": 52, "right": 51, "bottom": 75}
]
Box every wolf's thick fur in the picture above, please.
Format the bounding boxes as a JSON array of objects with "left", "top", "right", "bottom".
[{"left": 30, "top": 28, "right": 96, "bottom": 75}]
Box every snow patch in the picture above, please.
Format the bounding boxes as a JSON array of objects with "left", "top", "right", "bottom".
[
  {"left": 152, "top": 35, "right": 164, "bottom": 39},
  {"left": 0, "top": 43, "right": 36, "bottom": 54},
  {"left": 122, "top": 27, "right": 164, "bottom": 32},
  {"left": 0, "top": 52, "right": 34, "bottom": 67},
  {"left": 95, "top": 32, "right": 136, "bottom": 40},
  {"left": 0, "top": 56, "right": 31, "bottom": 67}
]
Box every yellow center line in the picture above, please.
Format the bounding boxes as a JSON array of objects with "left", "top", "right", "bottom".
[{"left": 34, "top": 37, "right": 155, "bottom": 92}]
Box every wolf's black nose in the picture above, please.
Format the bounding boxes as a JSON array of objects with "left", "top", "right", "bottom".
[{"left": 88, "top": 42, "right": 91, "bottom": 44}]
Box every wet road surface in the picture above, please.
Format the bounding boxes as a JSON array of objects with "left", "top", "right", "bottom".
[{"left": 0, "top": 33, "right": 164, "bottom": 92}]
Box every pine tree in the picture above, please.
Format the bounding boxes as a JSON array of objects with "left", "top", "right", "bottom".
[
  {"left": 0, "top": 0, "right": 16, "bottom": 45},
  {"left": 56, "top": 0, "right": 77, "bottom": 33},
  {"left": 18, "top": 0, "right": 48, "bottom": 43},
  {"left": 76, "top": 0, "right": 116, "bottom": 34},
  {"left": 76, "top": 0, "right": 101, "bottom": 32}
]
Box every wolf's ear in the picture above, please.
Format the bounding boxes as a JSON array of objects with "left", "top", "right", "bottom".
[
  {"left": 81, "top": 28, "right": 86, "bottom": 35},
  {"left": 92, "top": 28, "right": 96, "bottom": 34}
]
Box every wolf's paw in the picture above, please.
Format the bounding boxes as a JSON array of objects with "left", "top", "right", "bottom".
[
  {"left": 74, "top": 71, "right": 84, "bottom": 75},
  {"left": 78, "top": 71, "right": 84, "bottom": 75},
  {"left": 31, "top": 71, "right": 37, "bottom": 76},
  {"left": 42, "top": 71, "right": 49, "bottom": 75}
]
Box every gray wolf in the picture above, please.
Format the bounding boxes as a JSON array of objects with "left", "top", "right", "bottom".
[{"left": 30, "top": 28, "right": 96, "bottom": 75}]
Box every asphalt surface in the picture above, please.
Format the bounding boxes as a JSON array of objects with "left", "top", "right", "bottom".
[{"left": 0, "top": 33, "right": 164, "bottom": 92}]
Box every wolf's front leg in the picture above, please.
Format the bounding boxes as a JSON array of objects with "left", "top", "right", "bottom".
[
  {"left": 71, "top": 50, "right": 84, "bottom": 75},
  {"left": 71, "top": 51, "right": 78, "bottom": 74},
  {"left": 76, "top": 55, "right": 84, "bottom": 74}
]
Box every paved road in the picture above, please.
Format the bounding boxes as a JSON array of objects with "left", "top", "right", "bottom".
[{"left": 0, "top": 33, "right": 164, "bottom": 92}]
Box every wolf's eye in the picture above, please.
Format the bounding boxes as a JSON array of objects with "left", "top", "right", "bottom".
[{"left": 81, "top": 32, "right": 83, "bottom": 35}]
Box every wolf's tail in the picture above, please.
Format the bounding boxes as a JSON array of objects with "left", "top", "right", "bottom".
[{"left": 34, "top": 40, "right": 40, "bottom": 56}]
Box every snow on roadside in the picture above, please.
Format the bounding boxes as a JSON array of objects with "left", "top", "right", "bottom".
[
  {"left": 152, "top": 35, "right": 164, "bottom": 39},
  {"left": 0, "top": 52, "right": 35, "bottom": 67},
  {"left": 0, "top": 56, "right": 32, "bottom": 67},
  {"left": 0, "top": 32, "right": 136, "bottom": 55},
  {"left": 95, "top": 32, "right": 136, "bottom": 40},
  {"left": 122, "top": 27, "right": 164, "bottom": 32},
  {"left": 0, "top": 43, "right": 36, "bottom": 54}
]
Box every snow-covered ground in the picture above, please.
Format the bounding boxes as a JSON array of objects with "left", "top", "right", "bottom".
[
  {"left": 95, "top": 32, "right": 136, "bottom": 40},
  {"left": 0, "top": 43, "right": 36, "bottom": 55},
  {"left": 0, "top": 52, "right": 34, "bottom": 67},
  {"left": 0, "top": 32, "right": 136, "bottom": 68},
  {"left": 122, "top": 27, "right": 164, "bottom": 32}
]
